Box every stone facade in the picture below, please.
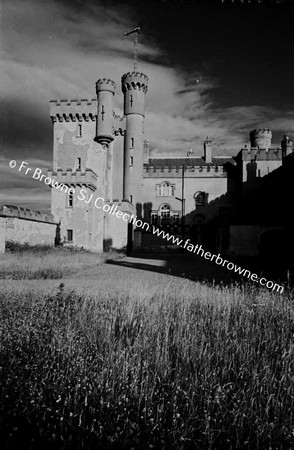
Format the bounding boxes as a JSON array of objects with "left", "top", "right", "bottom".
[
  {"left": 2, "top": 70, "right": 293, "bottom": 256},
  {"left": 0, "top": 205, "right": 57, "bottom": 251},
  {"left": 47, "top": 69, "right": 294, "bottom": 255}
]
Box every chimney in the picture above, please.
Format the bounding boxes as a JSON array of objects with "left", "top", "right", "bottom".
[
  {"left": 281, "top": 135, "right": 293, "bottom": 158},
  {"left": 204, "top": 137, "right": 212, "bottom": 163}
]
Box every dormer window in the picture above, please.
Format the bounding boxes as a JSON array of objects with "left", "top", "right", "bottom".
[{"left": 156, "top": 181, "right": 174, "bottom": 197}]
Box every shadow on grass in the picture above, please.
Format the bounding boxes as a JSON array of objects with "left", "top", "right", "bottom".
[{"left": 106, "top": 252, "right": 290, "bottom": 290}]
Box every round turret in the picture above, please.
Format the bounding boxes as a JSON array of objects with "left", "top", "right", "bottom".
[
  {"left": 121, "top": 71, "right": 148, "bottom": 207},
  {"left": 121, "top": 72, "right": 148, "bottom": 116},
  {"left": 94, "top": 78, "right": 116, "bottom": 147},
  {"left": 121, "top": 72, "right": 148, "bottom": 93},
  {"left": 250, "top": 128, "right": 272, "bottom": 149}
]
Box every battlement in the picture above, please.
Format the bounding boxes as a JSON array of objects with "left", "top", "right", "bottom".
[
  {"left": 250, "top": 128, "right": 272, "bottom": 149},
  {"left": 143, "top": 164, "right": 226, "bottom": 178},
  {"left": 47, "top": 168, "right": 98, "bottom": 191},
  {"left": 242, "top": 147, "right": 282, "bottom": 161},
  {"left": 0, "top": 204, "right": 55, "bottom": 224},
  {"left": 50, "top": 99, "right": 97, "bottom": 122},
  {"left": 121, "top": 71, "right": 148, "bottom": 93},
  {"left": 96, "top": 78, "right": 116, "bottom": 94},
  {"left": 250, "top": 128, "right": 272, "bottom": 138}
]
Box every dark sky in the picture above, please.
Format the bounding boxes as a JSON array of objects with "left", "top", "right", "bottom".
[{"left": 1, "top": 0, "right": 294, "bottom": 211}]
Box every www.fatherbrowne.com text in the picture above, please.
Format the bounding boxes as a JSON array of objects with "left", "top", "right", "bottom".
[{"left": 10, "top": 160, "right": 284, "bottom": 294}]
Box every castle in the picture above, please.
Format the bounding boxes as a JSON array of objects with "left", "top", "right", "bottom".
[{"left": 1, "top": 69, "right": 293, "bottom": 259}]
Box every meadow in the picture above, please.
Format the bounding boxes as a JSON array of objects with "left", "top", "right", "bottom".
[{"left": 0, "top": 245, "right": 294, "bottom": 449}]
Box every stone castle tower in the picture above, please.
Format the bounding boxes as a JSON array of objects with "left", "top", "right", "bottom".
[
  {"left": 48, "top": 70, "right": 148, "bottom": 251},
  {"left": 121, "top": 72, "right": 148, "bottom": 209}
]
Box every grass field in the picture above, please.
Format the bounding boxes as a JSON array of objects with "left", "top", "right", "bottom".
[{"left": 0, "top": 246, "right": 294, "bottom": 449}]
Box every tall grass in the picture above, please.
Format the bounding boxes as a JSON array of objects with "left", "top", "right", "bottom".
[
  {"left": 0, "top": 244, "right": 119, "bottom": 279},
  {"left": 1, "top": 275, "right": 294, "bottom": 449}
]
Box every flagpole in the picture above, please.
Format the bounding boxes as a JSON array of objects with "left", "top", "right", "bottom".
[
  {"left": 134, "top": 32, "right": 138, "bottom": 71},
  {"left": 123, "top": 27, "right": 141, "bottom": 71}
]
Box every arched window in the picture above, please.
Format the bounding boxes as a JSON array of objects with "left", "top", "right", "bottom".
[
  {"left": 194, "top": 191, "right": 206, "bottom": 206},
  {"left": 159, "top": 204, "right": 171, "bottom": 227},
  {"left": 157, "top": 182, "right": 174, "bottom": 197}
]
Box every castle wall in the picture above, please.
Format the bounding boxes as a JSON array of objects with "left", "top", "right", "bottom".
[
  {"left": 4, "top": 218, "right": 57, "bottom": 246},
  {"left": 0, "top": 205, "right": 57, "bottom": 251},
  {"left": 227, "top": 225, "right": 282, "bottom": 257},
  {"left": 241, "top": 148, "right": 282, "bottom": 183},
  {"left": 51, "top": 186, "right": 104, "bottom": 252},
  {"left": 50, "top": 99, "right": 111, "bottom": 251},
  {"left": 242, "top": 159, "right": 282, "bottom": 183},
  {"left": 52, "top": 116, "right": 99, "bottom": 172},
  {"left": 142, "top": 175, "right": 228, "bottom": 223}
]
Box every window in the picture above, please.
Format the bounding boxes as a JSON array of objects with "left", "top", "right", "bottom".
[
  {"left": 130, "top": 195, "right": 133, "bottom": 203},
  {"left": 151, "top": 213, "right": 158, "bottom": 226},
  {"left": 194, "top": 191, "right": 205, "bottom": 206},
  {"left": 131, "top": 138, "right": 134, "bottom": 148},
  {"left": 159, "top": 204, "right": 171, "bottom": 227},
  {"left": 130, "top": 156, "right": 133, "bottom": 166},
  {"left": 77, "top": 124, "right": 82, "bottom": 137},
  {"left": 172, "top": 213, "right": 180, "bottom": 227},
  {"left": 157, "top": 182, "right": 174, "bottom": 197},
  {"left": 68, "top": 191, "right": 73, "bottom": 208},
  {"left": 101, "top": 105, "right": 105, "bottom": 121},
  {"left": 77, "top": 157, "right": 81, "bottom": 170},
  {"left": 67, "top": 229, "right": 73, "bottom": 242}
]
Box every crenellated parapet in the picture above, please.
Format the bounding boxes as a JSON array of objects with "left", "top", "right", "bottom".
[
  {"left": 121, "top": 71, "right": 148, "bottom": 94},
  {"left": 47, "top": 168, "right": 98, "bottom": 191},
  {"left": 96, "top": 78, "right": 116, "bottom": 94},
  {"left": 50, "top": 99, "right": 97, "bottom": 123},
  {"left": 250, "top": 128, "right": 272, "bottom": 149},
  {"left": 242, "top": 147, "right": 282, "bottom": 161},
  {"left": 143, "top": 164, "right": 226, "bottom": 178}
]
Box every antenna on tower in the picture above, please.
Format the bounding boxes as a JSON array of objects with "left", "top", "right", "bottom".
[{"left": 123, "top": 26, "right": 141, "bottom": 71}]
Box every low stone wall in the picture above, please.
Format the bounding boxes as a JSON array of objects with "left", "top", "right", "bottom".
[{"left": 0, "top": 205, "right": 58, "bottom": 252}]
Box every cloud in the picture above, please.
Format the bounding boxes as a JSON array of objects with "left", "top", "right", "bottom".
[
  {"left": 1, "top": 0, "right": 293, "bottom": 208},
  {"left": 0, "top": 157, "right": 52, "bottom": 211}
]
